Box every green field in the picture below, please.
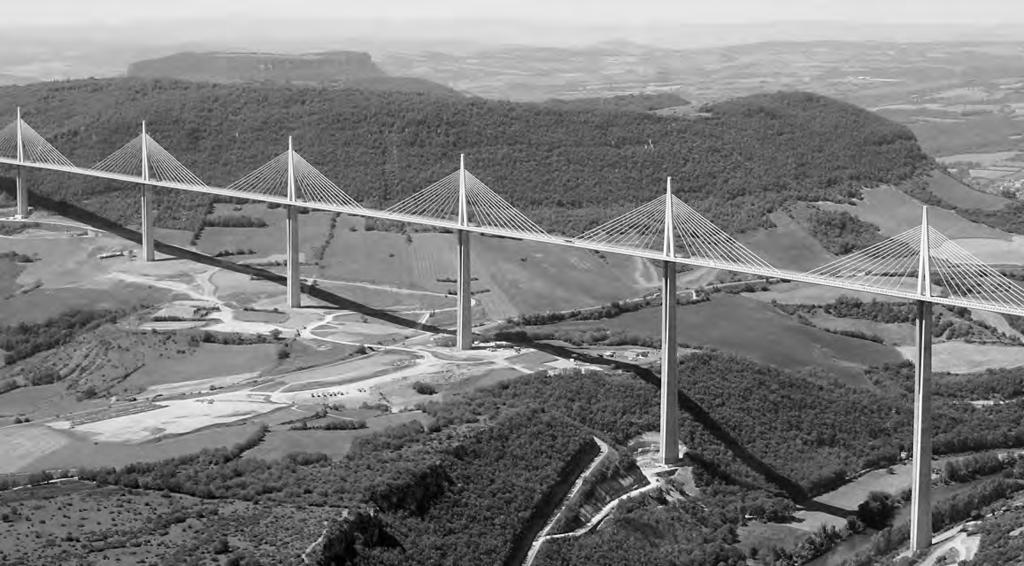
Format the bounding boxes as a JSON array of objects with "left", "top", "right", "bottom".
[
  {"left": 818, "top": 185, "right": 1008, "bottom": 239},
  {"left": 316, "top": 224, "right": 648, "bottom": 320},
  {"left": 0, "top": 384, "right": 106, "bottom": 420},
  {"left": 119, "top": 342, "right": 280, "bottom": 394},
  {"left": 926, "top": 170, "right": 1010, "bottom": 211},
  {"left": 244, "top": 411, "right": 428, "bottom": 460},
  {"left": 741, "top": 210, "right": 835, "bottom": 271},
  {"left": 0, "top": 284, "right": 178, "bottom": 325},
  {"left": 744, "top": 282, "right": 906, "bottom": 305},
  {"left": 544, "top": 294, "right": 903, "bottom": 385},
  {"left": 1, "top": 421, "right": 265, "bottom": 473},
  {"left": 196, "top": 203, "right": 334, "bottom": 260},
  {"left": 899, "top": 112, "right": 1024, "bottom": 157}
]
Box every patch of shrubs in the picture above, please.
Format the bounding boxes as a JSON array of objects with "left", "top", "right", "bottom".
[
  {"left": 202, "top": 215, "right": 268, "bottom": 228},
  {"left": 412, "top": 381, "right": 438, "bottom": 395}
]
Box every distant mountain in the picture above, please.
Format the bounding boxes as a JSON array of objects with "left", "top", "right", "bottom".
[
  {"left": 377, "top": 40, "right": 1024, "bottom": 104},
  {"left": 0, "top": 73, "right": 39, "bottom": 87},
  {"left": 127, "top": 51, "right": 459, "bottom": 96}
]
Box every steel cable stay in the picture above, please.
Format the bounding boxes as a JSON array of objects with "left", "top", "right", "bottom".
[
  {"left": 0, "top": 119, "right": 75, "bottom": 167},
  {"left": 6, "top": 115, "right": 1024, "bottom": 317}
]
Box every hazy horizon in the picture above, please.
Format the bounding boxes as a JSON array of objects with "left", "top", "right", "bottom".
[{"left": 8, "top": 0, "right": 1024, "bottom": 26}]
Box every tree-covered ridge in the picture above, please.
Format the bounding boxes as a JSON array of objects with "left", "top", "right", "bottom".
[
  {"left": 80, "top": 407, "right": 597, "bottom": 565},
  {"left": 0, "top": 80, "right": 930, "bottom": 235},
  {"left": 424, "top": 354, "right": 904, "bottom": 496},
  {"left": 540, "top": 92, "right": 690, "bottom": 112},
  {"left": 798, "top": 208, "right": 884, "bottom": 254}
]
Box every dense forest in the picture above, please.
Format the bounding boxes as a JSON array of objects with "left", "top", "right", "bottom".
[
  {"left": 539, "top": 92, "right": 690, "bottom": 113},
  {"left": 798, "top": 208, "right": 883, "bottom": 254},
  {"left": 965, "top": 503, "right": 1024, "bottom": 565},
  {"left": 0, "top": 80, "right": 930, "bottom": 236},
  {"left": 80, "top": 406, "right": 598, "bottom": 565},
  {"left": 0, "top": 308, "right": 124, "bottom": 364},
  {"left": 41, "top": 349, "right": 1024, "bottom": 564}
]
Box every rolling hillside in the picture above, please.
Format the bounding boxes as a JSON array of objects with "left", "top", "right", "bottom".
[{"left": 0, "top": 81, "right": 929, "bottom": 239}]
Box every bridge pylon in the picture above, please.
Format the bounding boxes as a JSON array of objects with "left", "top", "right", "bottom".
[
  {"left": 456, "top": 154, "right": 472, "bottom": 350},
  {"left": 660, "top": 177, "right": 679, "bottom": 466},
  {"left": 286, "top": 137, "right": 301, "bottom": 309},
  {"left": 910, "top": 206, "right": 934, "bottom": 552},
  {"left": 14, "top": 108, "right": 28, "bottom": 219},
  {"left": 139, "top": 122, "right": 154, "bottom": 262}
]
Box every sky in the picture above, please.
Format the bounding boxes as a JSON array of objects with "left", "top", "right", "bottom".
[{"left": 10, "top": 0, "right": 1024, "bottom": 27}]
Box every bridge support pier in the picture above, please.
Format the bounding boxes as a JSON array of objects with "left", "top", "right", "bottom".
[
  {"left": 140, "top": 186, "right": 154, "bottom": 262},
  {"left": 15, "top": 168, "right": 28, "bottom": 219},
  {"left": 910, "top": 300, "right": 933, "bottom": 551},
  {"left": 286, "top": 205, "right": 300, "bottom": 308},
  {"left": 456, "top": 229, "right": 472, "bottom": 350},
  {"left": 660, "top": 261, "right": 679, "bottom": 466}
]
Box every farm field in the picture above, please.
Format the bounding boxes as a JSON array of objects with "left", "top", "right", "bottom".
[
  {"left": 743, "top": 282, "right": 906, "bottom": 305},
  {"left": 195, "top": 203, "right": 334, "bottom": 260},
  {"left": 471, "top": 234, "right": 646, "bottom": 318},
  {"left": 925, "top": 171, "right": 1010, "bottom": 211},
  {"left": 953, "top": 235, "right": 1024, "bottom": 265},
  {"left": 8, "top": 421, "right": 266, "bottom": 473},
  {"left": 3, "top": 229, "right": 135, "bottom": 289},
  {"left": 0, "top": 423, "right": 75, "bottom": 473},
  {"left": 316, "top": 221, "right": 456, "bottom": 292},
  {"left": 0, "top": 283, "right": 178, "bottom": 325},
  {"left": 898, "top": 342, "right": 1024, "bottom": 373},
  {"left": 264, "top": 349, "right": 415, "bottom": 390},
  {"left": 741, "top": 210, "right": 835, "bottom": 271},
  {"left": 119, "top": 343, "right": 280, "bottom": 394},
  {"left": 244, "top": 411, "right": 428, "bottom": 460},
  {"left": 0, "top": 384, "right": 107, "bottom": 421},
  {"left": 816, "top": 186, "right": 1008, "bottom": 239},
  {"left": 806, "top": 313, "right": 916, "bottom": 346},
  {"left": 885, "top": 110, "right": 1024, "bottom": 157},
  {"left": 542, "top": 294, "right": 903, "bottom": 385},
  {"left": 317, "top": 223, "right": 648, "bottom": 320},
  {"left": 151, "top": 226, "right": 195, "bottom": 248}
]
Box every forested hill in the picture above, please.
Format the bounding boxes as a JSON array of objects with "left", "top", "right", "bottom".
[
  {"left": 540, "top": 92, "right": 690, "bottom": 113},
  {"left": 0, "top": 80, "right": 930, "bottom": 234}
]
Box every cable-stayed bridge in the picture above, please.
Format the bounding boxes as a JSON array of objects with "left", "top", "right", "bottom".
[{"left": 2, "top": 110, "right": 1022, "bottom": 552}]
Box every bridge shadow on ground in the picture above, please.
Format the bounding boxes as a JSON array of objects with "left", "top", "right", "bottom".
[
  {"left": 503, "top": 338, "right": 855, "bottom": 518},
  {"left": 9, "top": 187, "right": 851, "bottom": 518},
  {"left": 12, "top": 190, "right": 453, "bottom": 337}
]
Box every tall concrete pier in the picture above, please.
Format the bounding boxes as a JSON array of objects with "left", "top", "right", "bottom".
[
  {"left": 660, "top": 178, "right": 679, "bottom": 465},
  {"left": 139, "top": 122, "right": 154, "bottom": 262},
  {"left": 456, "top": 154, "right": 473, "bottom": 350},
  {"left": 910, "top": 207, "right": 934, "bottom": 551},
  {"left": 285, "top": 137, "right": 301, "bottom": 308},
  {"left": 14, "top": 108, "right": 28, "bottom": 219}
]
